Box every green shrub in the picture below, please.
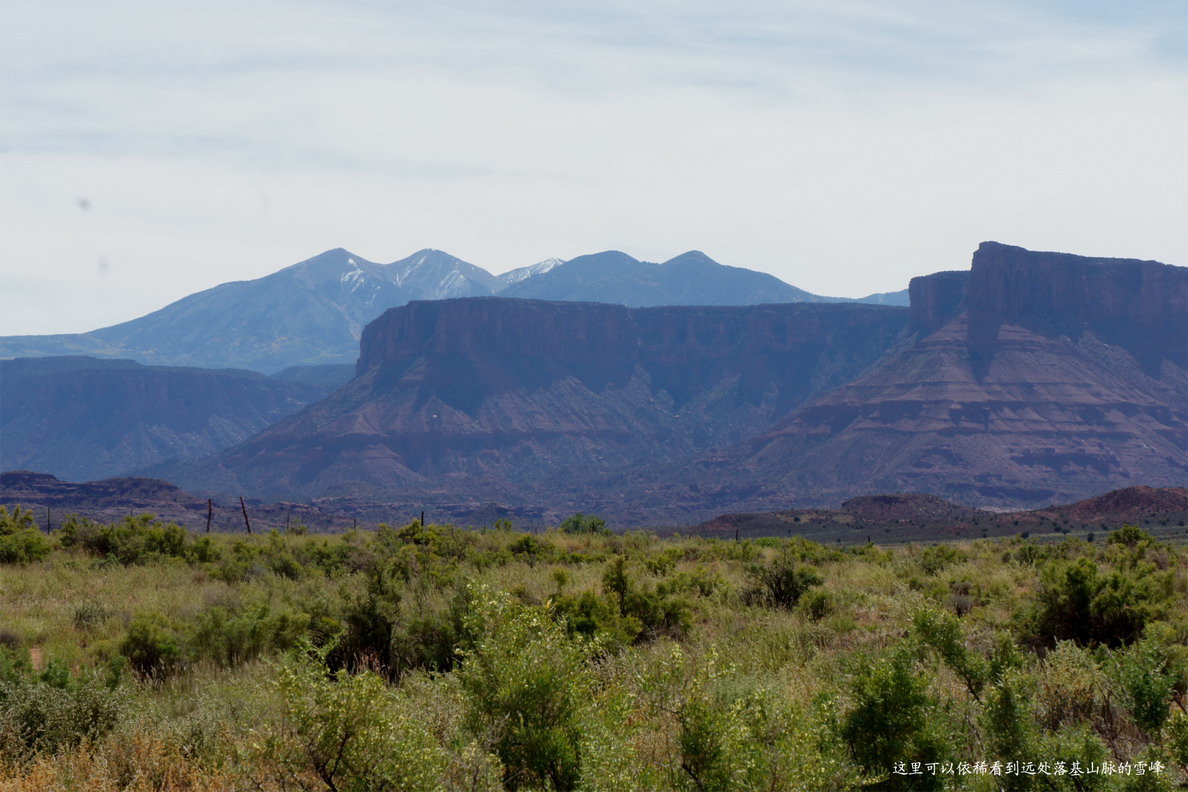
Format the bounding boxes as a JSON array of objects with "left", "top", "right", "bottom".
[
  {"left": 260, "top": 529, "right": 304, "bottom": 579},
  {"left": 644, "top": 547, "right": 682, "bottom": 576},
  {"left": 65, "top": 514, "right": 195, "bottom": 565},
  {"left": 301, "top": 535, "right": 355, "bottom": 577},
  {"left": 559, "top": 513, "right": 610, "bottom": 535},
  {"left": 459, "top": 587, "right": 593, "bottom": 791},
  {"left": 602, "top": 556, "right": 691, "bottom": 641},
  {"left": 911, "top": 607, "right": 988, "bottom": 700},
  {"left": 799, "top": 589, "right": 835, "bottom": 622},
  {"left": 188, "top": 601, "right": 310, "bottom": 668},
  {"left": 71, "top": 601, "right": 114, "bottom": 632},
  {"left": 553, "top": 590, "right": 641, "bottom": 649},
  {"left": 375, "top": 519, "right": 473, "bottom": 563},
  {"left": 0, "top": 643, "right": 32, "bottom": 686},
  {"left": 509, "top": 534, "right": 551, "bottom": 564},
  {"left": 919, "top": 544, "right": 966, "bottom": 575},
  {"left": 987, "top": 631, "right": 1026, "bottom": 683},
  {"left": 663, "top": 566, "right": 721, "bottom": 598},
  {"left": 676, "top": 673, "right": 854, "bottom": 792},
  {"left": 676, "top": 692, "right": 744, "bottom": 792},
  {"left": 838, "top": 648, "right": 948, "bottom": 789},
  {"left": 334, "top": 564, "right": 401, "bottom": 675},
  {"left": 120, "top": 611, "right": 183, "bottom": 678},
  {"left": 389, "top": 584, "right": 475, "bottom": 676},
  {"left": 0, "top": 504, "right": 36, "bottom": 533},
  {"left": 1112, "top": 638, "right": 1177, "bottom": 735},
  {"left": 258, "top": 644, "right": 446, "bottom": 792},
  {"left": 1021, "top": 557, "right": 1172, "bottom": 647},
  {"left": 0, "top": 666, "right": 124, "bottom": 763},
  {"left": 0, "top": 505, "right": 54, "bottom": 564},
  {"left": 979, "top": 670, "right": 1039, "bottom": 790},
  {"left": 1107, "top": 524, "right": 1155, "bottom": 550},
  {"left": 1035, "top": 641, "right": 1109, "bottom": 732},
  {"left": 1040, "top": 722, "right": 1114, "bottom": 792},
  {"left": 744, "top": 552, "right": 822, "bottom": 610},
  {"left": 1167, "top": 711, "right": 1188, "bottom": 770}
]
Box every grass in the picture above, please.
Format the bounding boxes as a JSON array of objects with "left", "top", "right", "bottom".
[{"left": 1, "top": 508, "right": 1186, "bottom": 790}]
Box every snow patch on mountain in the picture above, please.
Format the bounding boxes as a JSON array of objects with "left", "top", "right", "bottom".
[{"left": 496, "top": 258, "right": 566, "bottom": 289}]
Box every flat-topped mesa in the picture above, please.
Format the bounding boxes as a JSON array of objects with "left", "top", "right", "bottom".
[
  {"left": 355, "top": 298, "right": 911, "bottom": 402},
  {"left": 967, "top": 241, "right": 1188, "bottom": 368}
]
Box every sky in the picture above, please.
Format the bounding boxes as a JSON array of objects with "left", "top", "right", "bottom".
[{"left": 1, "top": 0, "right": 1185, "bottom": 336}]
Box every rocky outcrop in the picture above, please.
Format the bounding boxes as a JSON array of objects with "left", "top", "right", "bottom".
[
  {"left": 0, "top": 471, "right": 212, "bottom": 529},
  {"left": 0, "top": 470, "right": 416, "bottom": 533}
]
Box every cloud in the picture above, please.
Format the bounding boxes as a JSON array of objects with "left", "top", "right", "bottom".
[{"left": 1, "top": 1, "right": 1184, "bottom": 334}]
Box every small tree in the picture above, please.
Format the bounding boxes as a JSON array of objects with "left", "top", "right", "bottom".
[
  {"left": 745, "top": 551, "right": 822, "bottom": 609},
  {"left": 559, "top": 513, "right": 610, "bottom": 535}
]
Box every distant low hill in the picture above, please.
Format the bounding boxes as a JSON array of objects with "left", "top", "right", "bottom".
[
  {"left": 0, "top": 470, "right": 538, "bottom": 533},
  {"left": 0, "top": 248, "right": 905, "bottom": 372},
  {"left": 691, "top": 486, "right": 1188, "bottom": 543}
]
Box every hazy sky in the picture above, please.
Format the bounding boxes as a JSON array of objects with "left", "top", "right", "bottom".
[{"left": 1, "top": 0, "right": 1185, "bottom": 335}]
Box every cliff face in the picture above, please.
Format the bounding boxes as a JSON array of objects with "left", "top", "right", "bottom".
[
  {"left": 356, "top": 298, "right": 905, "bottom": 413},
  {"left": 908, "top": 271, "right": 968, "bottom": 334},
  {"left": 674, "top": 243, "right": 1188, "bottom": 513},
  {"left": 199, "top": 299, "right": 909, "bottom": 503},
  {"left": 355, "top": 299, "right": 639, "bottom": 407}
]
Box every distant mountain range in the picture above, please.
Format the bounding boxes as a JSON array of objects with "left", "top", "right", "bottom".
[{"left": 0, "top": 249, "right": 906, "bottom": 372}]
